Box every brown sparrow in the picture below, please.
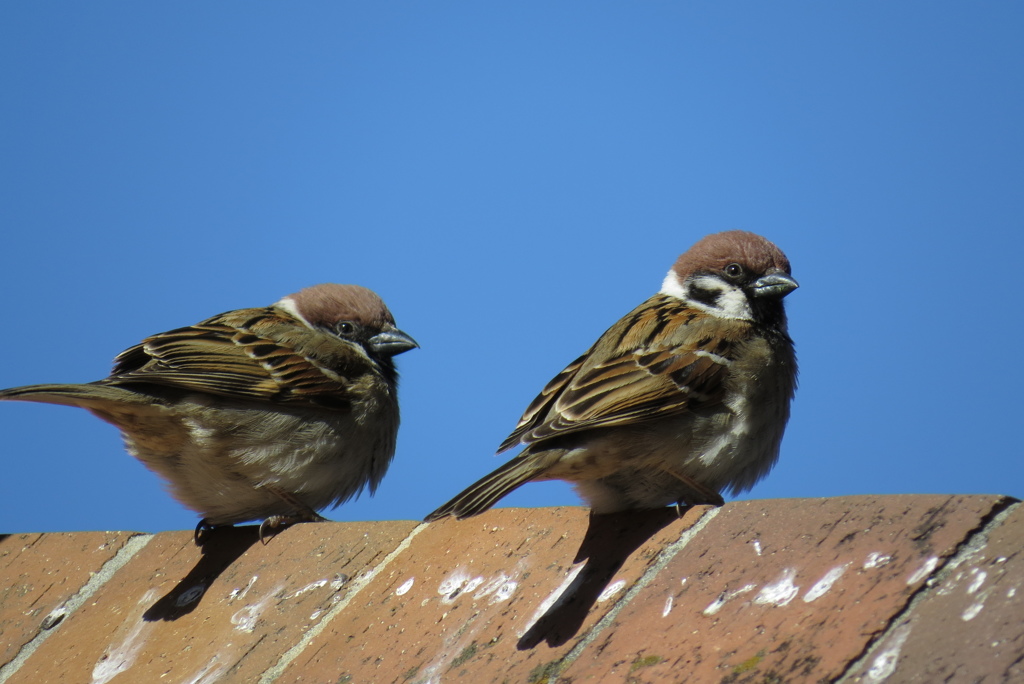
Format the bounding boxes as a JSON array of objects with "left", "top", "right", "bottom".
[
  {"left": 427, "top": 230, "right": 797, "bottom": 520},
  {"left": 0, "top": 284, "right": 418, "bottom": 534}
]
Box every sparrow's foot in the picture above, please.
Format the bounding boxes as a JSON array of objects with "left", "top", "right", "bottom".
[
  {"left": 258, "top": 511, "right": 328, "bottom": 544},
  {"left": 255, "top": 485, "right": 329, "bottom": 543},
  {"left": 194, "top": 518, "right": 231, "bottom": 546}
]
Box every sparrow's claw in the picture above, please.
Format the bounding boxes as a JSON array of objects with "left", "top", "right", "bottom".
[
  {"left": 258, "top": 510, "right": 328, "bottom": 544},
  {"left": 258, "top": 516, "right": 287, "bottom": 544},
  {"left": 194, "top": 518, "right": 226, "bottom": 545}
]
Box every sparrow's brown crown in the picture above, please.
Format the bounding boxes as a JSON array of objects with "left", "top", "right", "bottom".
[
  {"left": 671, "top": 230, "right": 791, "bottom": 280},
  {"left": 285, "top": 284, "right": 397, "bottom": 330}
]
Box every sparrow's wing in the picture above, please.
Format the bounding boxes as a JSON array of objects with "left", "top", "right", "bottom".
[
  {"left": 502, "top": 298, "right": 737, "bottom": 449},
  {"left": 497, "top": 351, "right": 588, "bottom": 452},
  {"left": 108, "top": 308, "right": 352, "bottom": 407},
  {"left": 527, "top": 347, "right": 729, "bottom": 442}
]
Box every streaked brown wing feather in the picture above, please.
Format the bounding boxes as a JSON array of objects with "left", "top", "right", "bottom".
[
  {"left": 497, "top": 351, "right": 588, "bottom": 452},
  {"left": 519, "top": 349, "right": 728, "bottom": 444},
  {"left": 107, "top": 308, "right": 351, "bottom": 406},
  {"left": 500, "top": 295, "right": 738, "bottom": 450}
]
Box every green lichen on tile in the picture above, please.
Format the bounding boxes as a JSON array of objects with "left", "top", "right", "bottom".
[
  {"left": 630, "top": 654, "right": 663, "bottom": 671},
  {"left": 528, "top": 661, "right": 562, "bottom": 684},
  {"left": 450, "top": 642, "right": 479, "bottom": 669},
  {"left": 733, "top": 651, "right": 766, "bottom": 674},
  {"left": 401, "top": 665, "right": 419, "bottom": 681}
]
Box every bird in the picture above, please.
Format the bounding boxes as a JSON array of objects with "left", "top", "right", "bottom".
[
  {"left": 0, "top": 283, "right": 418, "bottom": 538},
  {"left": 426, "top": 230, "right": 798, "bottom": 521}
]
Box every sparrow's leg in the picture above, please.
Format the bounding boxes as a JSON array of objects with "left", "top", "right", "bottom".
[
  {"left": 659, "top": 467, "right": 725, "bottom": 508},
  {"left": 258, "top": 485, "right": 329, "bottom": 543}
]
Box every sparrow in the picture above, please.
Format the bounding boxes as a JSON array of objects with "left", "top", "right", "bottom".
[
  {"left": 427, "top": 230, "right": 797, "bottom": 521},
  {"left": 0, "top": 284, "right": 418, "bottom": 536}
]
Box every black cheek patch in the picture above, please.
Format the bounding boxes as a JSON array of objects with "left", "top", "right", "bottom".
[{"left": 688, "top": 285, "right": 721, "bottom": 308}]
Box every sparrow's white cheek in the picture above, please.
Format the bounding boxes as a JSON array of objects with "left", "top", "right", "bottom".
[
  {"left": 274, "top": 296, "right": 313, "bottom": 327},
  {"left": 685, "top": 275, "right": 753, "bottom": 321},
  {"left": 716, "top": 288, "right": 753, "bottom": 320},
  {"left": 659, "top": 271, "right": 689, "bottom": 300}
]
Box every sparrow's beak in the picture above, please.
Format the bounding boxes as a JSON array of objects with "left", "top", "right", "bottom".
[
  {"left": 751, "top": 272, "right": 799, "bottom": 299},
  {"left": 369, "top": 328, "right": 420, "bottom": 357}
]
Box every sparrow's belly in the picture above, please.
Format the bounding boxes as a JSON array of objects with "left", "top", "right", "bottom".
[
  {"left": 540, "top": 393, "right": 786, "bottom": 513},
  {"left": 105, "top": 398, "right": 396, "bottom": 525}
]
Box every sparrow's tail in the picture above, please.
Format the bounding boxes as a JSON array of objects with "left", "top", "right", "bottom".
[
  {"left": 425, "top": 452, "right": 552, "bottom": 521},
  {"left": 0, "top": 383, "right": 144, "bottom": 410}
]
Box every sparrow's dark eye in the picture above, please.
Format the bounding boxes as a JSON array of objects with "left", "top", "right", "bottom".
[
  {"left": 724, "top": 263, "right": 744, "bottom": 279},
  {"left": 335, "top": 321, "right": 357, "bottom": 336}
]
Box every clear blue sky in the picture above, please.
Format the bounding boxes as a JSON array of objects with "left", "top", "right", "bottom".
[{"left": 2, "top": 4, "right": 1022, "bottom": 534}]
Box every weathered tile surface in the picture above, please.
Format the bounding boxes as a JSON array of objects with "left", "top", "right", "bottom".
[
  {"left": 0, "top": 531, "right": 139, "bottom": 667},
  {"left": 4, "top": 521, "right": 417, "bottom": 684},
  {"left": 278, "top": 505, "right": 715, "bottom": 684},
  {"left": 561, "top": 495, "right": 1008, "bottom": 683},
  {"left": 1, "top": 497, "right": 1021, "bottom": 684},
  {"left": 841, "top": 501, "right": 1024, "bottom": 683}
]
